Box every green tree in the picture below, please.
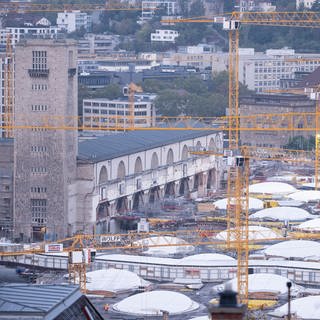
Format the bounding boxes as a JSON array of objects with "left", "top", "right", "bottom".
[
  {"left": 188, "top": 0, "right": 205, "bottom": 17},
  {"left": 155, "top": 90, "right": 189, "bottom": 116}
]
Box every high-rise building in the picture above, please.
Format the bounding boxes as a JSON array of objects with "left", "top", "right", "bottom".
[{"left": 14, "top": 39, "right": 78, "bottom": 241}]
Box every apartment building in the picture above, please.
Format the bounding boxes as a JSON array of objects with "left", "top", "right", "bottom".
[
  {"left": 0, "top": 27, "right": 59, "bottom": 48},
  {"left": 141, "top": 0, "right": 177, "bottom": 21},
  {"left": 57, "top": 11, "right": 92, "bottom": 33},
  {"left": 78, "top": 34, "right": 120, "bottom": 55},
  {"left": 82, "top": 94, "right": 156, "bottom": 132},
  {"left": 237, "top": 0, "right": 276, "bottom": 11},
  {"left": 239, "top": 48, "right": 320, "bottom": 92},
  {"left": 150, "top": 29, "right": 179, "bottom": 43},
  {"left": 14, "top": 39, "right": 78, "bottom": 241},
  {"left": 296, "top": 0, "right": 316, "bottom": 9}
]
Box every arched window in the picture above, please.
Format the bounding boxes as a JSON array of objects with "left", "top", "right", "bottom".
[
  {"left": 166, "top": 148, "right": 174, "bottom": 165},
  {"left": 208, "top": 138, "right": 215, "bottom": 151},
  {"left": 134, "top": 156, "right": 143, "bottom": 174},
  {"left": 117, "top": 161, "right": 126, "bottom": 179},
  {"left": 99, "top": 166, "right": 108, "bottom": 185},
  {"left": 181, "top": 145, "right": 188, "bottom": 161},
  {"left": 151, "top": 152, "right": 159, "bottom": 169}
]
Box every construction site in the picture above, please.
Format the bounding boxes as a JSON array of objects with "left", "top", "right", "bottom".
[{"left": 1, "top": 2, "right": 320, "bottom": 320}]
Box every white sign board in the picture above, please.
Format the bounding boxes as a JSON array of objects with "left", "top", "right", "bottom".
[{"left": 45, "top": 243, "right": 63, "bottom": 253}]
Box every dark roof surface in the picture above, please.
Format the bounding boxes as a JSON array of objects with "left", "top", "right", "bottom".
[
  {"left": 0, "top": 284, "right": 80, "bottom": 315},
  {"left": 300, "top": 66, "right": 320, "bottom": 87},
  {"left": 78, "top": 129, "right": 214, "bottom": 163}
]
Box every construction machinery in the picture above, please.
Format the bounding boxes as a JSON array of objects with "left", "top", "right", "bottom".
[
  {"left": 1, "top": 3, "right": 320, "bottom": 304},
  {"left": 123, "top": 82, "right": 143, "bottom": 129},
  {"left": 161, "top": 11, "right": 320, "bottom": 303}
]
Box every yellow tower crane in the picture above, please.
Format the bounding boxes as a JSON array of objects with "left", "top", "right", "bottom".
[
  {"left": 128, "top": 82, "right": 143, "bottom": 129},
  {"left": 162, "top": 11, "right": 320, "bottom": 303}
]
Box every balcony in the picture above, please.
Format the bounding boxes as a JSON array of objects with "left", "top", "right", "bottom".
[{"left": 28, "top": 69, "right": 49, "bottom": 78}]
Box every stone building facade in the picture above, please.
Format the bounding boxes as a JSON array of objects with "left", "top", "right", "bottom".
[
  {"left": 239, "top": 93, "right": 316, "bottom": 148},
  {"left": 14, "top": 39, "right": 78, "bottom": 241},
  {"left": 0, "top": 138, "right": 13, "bottom": 238}
]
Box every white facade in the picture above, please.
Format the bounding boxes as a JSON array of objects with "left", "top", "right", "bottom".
[
  {"left": 239, "top": 49, "right": 320, "bottom": 92},
  {"left": 78, "top": 34, "right": 120, "bottom": 55},
  {"left": 70, "top": 131, "right": 224, "bottom": 234},
  {"left": 0, "top": 27, "right": 59, "bottom": 47},
  {"left": 238, "top": 0, "right": 276, "bottom": 11},
  {"left": 57, "top": 11, "right": 92, "bottom": 33},
  {"left": 296, "top": 0, "right": 316, "bottom": 9},
  {"left": 151, "top": 29, "right": 179, "bottom": 43},
  {"left": 82, "top": 94, "right": 156, "bottom": 131},
  {"left": 141, "top": 0, "right": 177, "bottom": 21}
]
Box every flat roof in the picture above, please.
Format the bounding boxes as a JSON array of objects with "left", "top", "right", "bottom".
[{"left": 78, "top": 129, "right": 214, "bottom": 163}]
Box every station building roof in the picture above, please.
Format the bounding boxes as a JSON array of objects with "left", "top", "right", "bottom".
[
  {"left": 78, "top": 129, "right": 215, "bottom": 163},
  {"left": 0, "top": 284, "right": 103, "bottom": 319}
]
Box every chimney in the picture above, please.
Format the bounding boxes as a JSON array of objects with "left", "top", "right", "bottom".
[{"left": 208, "top": 285, "right": 246, "bottom": 320}]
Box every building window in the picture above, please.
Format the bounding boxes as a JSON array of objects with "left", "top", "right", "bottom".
[
  {"left": 32, "top": 84, "right": 48, "bottom": 90},
  {"left": 31, "top": 146, "right": 47, "bottom": 152},
  {"left": 31, "top": 187, "right": 47, "bottom": 193},
  {"left": 32, "top": 51, "right": 47, "bottom": 70},
  {"left": 31, "top": 167, "right": 47, "bottom": 174},
  {"left": 31, "top": 199, "right": 47, "bottom": 225},
  {"left": 31, "top": 104, "right": 48, "bottom": 111}
]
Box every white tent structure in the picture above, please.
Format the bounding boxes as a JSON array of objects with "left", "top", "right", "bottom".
[
  {"left": 249, "top": 206, "right": 314, "bottom": 222},
  {"left": 264, "top": 240, "right": 320, "bottom": 260},
  {"left": 189, "top": 317, "right": 209, "bottom": 320},
  {"left": 213, "top": 197, "right": 264, "bottom": 210},
  {"left": 267, "top": 174, "right": 296, "bottom": 183},
  {"left": 295, "top": 218, "right": 320, "bottom": 231},
  {"left": 212, "top": 274, "right": 302, "bottom": 296},
  {"left": 86, "top": 269, "right": 150, "bottom": 294},
  {"left": 112, "top": 290, "right": 199, "bottom": 316},
  {"left": 288, "top": 190, "right": 320, "bottom": 202},
  {"left": 133, "top": 236, "right": 195, "bottom": 257},
  {"left": 216, "top": 226, "right": 280, "bottom": 241},
  {"left": 179, "top": 253, "right": 235, "bottom": 264},
  {"left": 249, "top": 182, "right": 297, "bottom": 195},
  {"left": 269, "top": 296, "right": 320, "bottom": 319}
]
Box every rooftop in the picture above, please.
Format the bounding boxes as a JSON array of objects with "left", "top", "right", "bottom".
[
  {"left": 0, "top": 284, "right": 81, "bottom": 318},
  {"left": 78, "top": 129, "right": 214, "bottom": 163}
]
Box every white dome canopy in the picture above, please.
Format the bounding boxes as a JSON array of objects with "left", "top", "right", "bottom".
[
  {"left": 213, "top": 197, "right": 264, "bottom": 210},
  {"left": 133, "top": 236, "right": 194, "bottom": 256},
  {"left": 112, "top": 290, "right": 199, "bottom": 316},
  {"left": 179, "top": 253, "right": 235, "bottom": 264},
  {"left": 86, "top": 268, "right": 150, "bottom": 293},
  {"left": 288, "top": 190, "right": 320, "bottom": 202},
  {"left": 213, "top": 274, "right": 301, "bottom": 295},
  {"left": 269, "top": 296, "right": 320, "bottom": 320},
  {"left": 249, "top": 182, "right": 297, "bottom": 195},
  {"left": 296, "top": 218, "right": 320, "bottom": 231},
  {"left": 267, "top": 174, "right": 296, "bottom": 182},
  {"left": 189, "top": 317, "right": 209, "bottom": 320},
  {"left": 249, "top": 206, "right": 314, "bottom": 222},
  {"left": 216, "top": 226, "right": 280, "bottom": 241},
  {"left": 264, "top": 240, "right": 320, "bottom": 259}
]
